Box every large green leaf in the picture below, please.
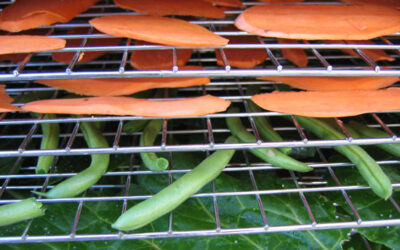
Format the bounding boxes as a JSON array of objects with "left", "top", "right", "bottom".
[
  {"left": 325, "top": 166, "right": 400, "bottom": 250},
  {"left": 2, "top": 152, "right": 350, "bottom": 249}
]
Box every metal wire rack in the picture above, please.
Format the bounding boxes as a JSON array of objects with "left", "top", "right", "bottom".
[{"left": 0, "top": 0, "right": 400, "bottom": 246}]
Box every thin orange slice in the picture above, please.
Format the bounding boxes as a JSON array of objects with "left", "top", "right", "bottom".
[
  {"left": 235, "top": 4, "right": 400, "bottom": 40},
  {"left": 89, "top": 15, "right": 229, "bottom": 47},
  {"left": 114, "top": 0, "right": 225, "bottom": 18},
  {"left": 251, "top": 88, "right": 400, "bottom": 117},
  {"left": 22, "top": 95, "right": 231, "bottom": 118}
]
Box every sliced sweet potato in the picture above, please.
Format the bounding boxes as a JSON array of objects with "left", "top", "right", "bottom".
[
  {"left": 203, "top": 0, "right": 244, "bottom": 7},
  {"left": 0, "top": 35, "right": 66, "bottom": 55},
  {"left": 130, "top": 41, "right": 192, "bottom": 70},
  {"left": 251, "top": 88, "right": 400, "bottom": 117},
  {"left": 259, "top": 76, "right": 399, "bottom": 91},
  {"left": 278, "top": 38, "right": 308, "bottom": 67},
  {"left": 324, "top": 40, "right": 394, "bottom": 62},
  {"left": 235, "top": 4, "right": 400, "bottom": 40},
  {"left": 0, "top": 0, "right": 99, "bottom": 32},
  {"left": 36, "top": 66, "right": 210, "bottom": 96},
  {"left": 52, "top": 28, "right": 121, "bottom": 63},
  {"left": 89, "top": 15, "right": 229, "bottom": 47},
  {"left": 215, "top": 26, "right": 267, "bottom": 68},
  {"left": 22, "top": 95, "right": 231, "bottom": 118},
  {"left": 0, "top": 30, "right": 49, "bottom": 62},
  {"left": 114, "top": 0, "right": 225, "bottom": 18},
  {"left": 0, "top": 85, "right": 20, "bottom": 112}
]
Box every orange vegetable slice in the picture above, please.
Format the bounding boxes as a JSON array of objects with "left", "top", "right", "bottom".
[
  {"left": 215, "top": 26, "right": 268, "bottom": 68},
  {"left": 251, "top": 88, "right": 400, "bottom": 117},
  {"left": 52, "top": 28, "right": 121, "bottom": 63},
  {"left": 89, "top": 15, "right": 229, "bottom": 47},
  {"left": 0, "top": 85, "right": 20, "bottom": 112},
  {"left": 234, "top": 4, "right": 400, "bottom": 40},
  {"left": 324, "top": 40, "right": 394, "bottom": 62},
  {"left": 22, "top": 95, "right": 231, "bottom": 118},
  {"left": 0, "top": 29, "right": 49, "bottom": 62},
  {"left": 114, "top": 0, "right": 225, "bottom": 19},
  {"left": 36, "top": 66, "right": 210, "bottom": 96},
  {"left": 258, "top": 76, "right": 400, "bottom": 91},
  {"left": 0, "top": 35, "right": 65, "bottom": 55},
  {"left": 0, "top": 0, "right": 99, "bottom": 32},
  {"left": 130, "top": 41, "right": 192, "bottom": 70},
  {"left": 278, "top": 38, "right": 308, "bottom": 67},
  {"left": 203, "top": 0, "right": 244, "bottom": 7}
]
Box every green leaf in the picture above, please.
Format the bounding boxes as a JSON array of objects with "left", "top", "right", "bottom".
[
  {"left": 2, "top": 152, "right": 350, "bottom": 249},
  {"left": 325, "top": 166, "right": 400, "bottom": 250},
  {"left": 343, "top": 232, "right": 390, "bottom": 250}
]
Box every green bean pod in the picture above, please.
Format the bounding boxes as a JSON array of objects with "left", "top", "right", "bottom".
[
  {"left": 247, "top": 86, "right": 291, "bottom": 155},
  {"left": 34, "top": 122, "right": 110, "bottom": 198},
  {"left": 36, "top": 114, "right": 60, "bottom": 174},
  {"left": 295, "top": 116, "right": 392, "bottom": 199},
  {"left": 226, "top": 108, "right": 312, "bottom": 172},
  {"left": 140, "top": 119, "right": 169, "bottom": 171},
  {"left": 112, "top": 136, "right": 238, "bottom": 231},
  {"left": 123, "top": 120, "right": 149, "bottom": 134},
  {"left": 0, "top": 198, "right": 45, "bottom": 227},
  {"left": 347, "top": 120, "right": 400, "bottom": 158}
]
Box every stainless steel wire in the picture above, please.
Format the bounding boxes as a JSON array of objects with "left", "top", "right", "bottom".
[{"left": 0, "top": 0, "right": 399, "bottom": 244}]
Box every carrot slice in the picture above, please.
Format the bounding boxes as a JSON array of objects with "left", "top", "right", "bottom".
[
  {"left": 215, "top": 26, "right": 267, "bottom": 69},
  {"left": 22, "top": 95, "right": 231, "bottom": 118},
  {"left": 203, "top": 0, "right": 244, "bottom": 7},
  {"left": 130, "top": 41, "right": 192, "bottom": 70},
  {"left": 324, "top": 40, "right": 394, "bottom": 62},
  {"left": 0, "top": 35, "right": 65, "bottom": 55},
  {"left": 114, "top": 0, "right": 225, "bottom": 19},
  {"left": 52, "top": 28, "right": 121, "bottom": 63},
  {"left": 0, "top": 0, "right": 98, "bottom": 32},
  {"left": 251, "top": 88, "right": 400, "bottom": 118},
  {"left": 0, "top": 85, "right": 20, "bottom": 112},
  {"left": 89, "top": 15, "right": 229, "bottom": 47},
  {"left": 278, "top": 38, "right": 308, "bottom": 67},
  {"left": 36, "top": 66, "right": 210, "bottom": 96},
  {"left": 235, "top": 4, "right": 400, "bottom": 40},
  {"left": 258, "top": 76, "right": 400, "bottom": 91}
]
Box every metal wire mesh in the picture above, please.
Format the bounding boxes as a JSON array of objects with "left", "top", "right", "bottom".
[{"left": 0, "top": 0, "right": 399, "bottom": 244}]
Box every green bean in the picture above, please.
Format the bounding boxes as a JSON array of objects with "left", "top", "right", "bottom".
[
  {"left": 123, "top": 120, "right": 149, "bottom": 134},
  {"left": 112, "top": 136, "right": 238, "bottom": 231},
  {"left": 247, "top": 85, "right": 291, "bottom": 155},
  {"left": 34, "top": 121, "right": 110, "bottom": 198},
  {"left": 295, "top": 116, "right": 392, "bottom": 199},
  {"left": 226, "top": 108, "right": 312, "bottom": 172},
  {"left": 140, "top": 119, "right": 169, "bottom": 171},
  {"left": 0, "top": 198, "right": 45, "bottom": 227},
  {"left": 347, "top": 120, "right": 400, "bottom": 158},
  {"left": 36, "top": 114, "right": 60, "bottom": 174}
]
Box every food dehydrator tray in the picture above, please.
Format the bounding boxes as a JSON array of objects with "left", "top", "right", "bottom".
[{"left": 0, "top": 0, "right": 399, "bottom": 246}]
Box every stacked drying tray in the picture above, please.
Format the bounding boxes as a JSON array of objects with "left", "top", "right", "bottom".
[{"left": 0, "top": 0, "right": 400, "bottom": 248}]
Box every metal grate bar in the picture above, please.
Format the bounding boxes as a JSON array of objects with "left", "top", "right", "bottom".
[
  {"left": 304, "top": 40, "right": 332, "bottom": 71},
  {"left": 371, "top": 114, "right": 397, "bottom": 139},
  {"left": 1, "top": 0, "right": 400, "bottom": 244},
  {"left": 316, "top": 148, "right": 362, "bottom": 224},
  {"left": 289, "top": 171, "right": 317, "bottom": 226},
  {"left": 334, "top": 118, "right": 353, "bottom": 141}
]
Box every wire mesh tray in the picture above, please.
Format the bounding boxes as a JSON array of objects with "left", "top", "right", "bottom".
[{"left": 0, "top": 0, "right": 400, "bottom": 246}]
